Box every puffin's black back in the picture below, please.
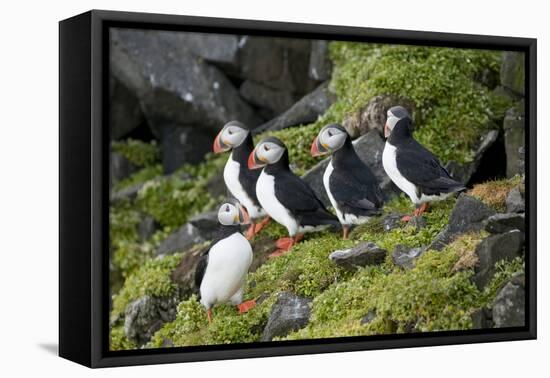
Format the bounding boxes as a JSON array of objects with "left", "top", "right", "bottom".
[
  {"left": 194, "top": 224, "right": 242, "bottom": 291},
  {"left": 389, "top": 118, "right": 465, "bottom": 195},
  {"left": 329, "top": 136, "right": 384, "bottom": 215},
  {"left": 265, "top": 149, "right": 339, "bottom": 227},
  {"left": 230, "top": 133, "right": 262, "bottom": 206}
]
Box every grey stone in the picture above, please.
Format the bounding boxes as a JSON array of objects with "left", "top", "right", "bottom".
[
  {"left": 471, "top": 308, "right": 493, "bottom": 329},
  {"left": 110, "top": 77, "right": 146, "bottom": 140},
  {"left": 484, "top": 213, "right": 525, "bottom": 234},
  {"left": 472, "top": 231, "right": 524, "bottom": 289},
  {"left": 110, "top": 182, "right": 145, "bottom": 203},
  {"left": 493, "top": 273, "right": 525, "bottom": 328},
  {"left": 124, "top": 295, "right": 179, "bottom": 345},
  {"left": 254, "top": 82, "right": 335, "bottom": 133},
  {"left": 503, "top": 105, "right": 525, "bottom": 178},
  {"left": 329, "top": 242, "right": 387, "bottom": 271},
  {"left": 110, "top": 29, "right": 262, "bottom": 138},
  {"left": 342, "top": 95, "right": 415, "bottom": 138},
  {"left": 158, "top": 123, "right": 213, "bottom": 173},
  {"left": 391, "top": 244, "right": 426, "bottom": 269},
  {"left": 156, "top": 223, "right": 206, "bottom": 256},
  {"left": 500, "top": 51, "right": 525, "bottom": 96},
  {"left": 382, "top": 213, "right": 403, "bottom": 232},
  {"left": 430, "top": 194, "right": 496, "bottom": 250},
  {"left": 138, "top": 216, "right": 157, "bottom": 242},
  {"left": 360, "top": 310, "right": 377, "bottom": 325},
  {"left": 110, "top": 151, "right": 138, "bottom": 187},
  {"left": 261, "top": 292, "right": 312, "bottom": 341},
  {"left": 506, "top": 187, "right": 525, "bottom": 213},
  {"left": 239, "top": 80, "right": 297, "bottom": 119},
  {"left": 178, "top": 32, "right": 239, "bottom": 66},
  {"left": 309, "top": 40, "right": 332, "bottom": 81}
]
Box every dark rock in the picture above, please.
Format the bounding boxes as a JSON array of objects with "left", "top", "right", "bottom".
[
  {"left": 503, "top": 105, "right": 525, "bottom": 178},
  {"left": 360, "top": 310, "right": 377, "bottom": 325},
  {"left": 500, "top": 51, "right": 525, "bottom": 96},
  {"left": 261, "top": 292, "right": 312, "bottom": 341},
  {"left": 239, "top": 80, "right": 297, "bottom": 119},
  {"left": 309, "top": 40, "right": 332, "bottom": 81},
  {"left": 493, "top": 273, "right": 525, "bottom": 327},
  {"left": 410, "top": 215, "right": 427, "bottom": 231},
  {"left": 178, "top": 33, "right": 239, "bottom": 66},
  {"left": 471, "top": 308, "right": 493, "bottom": 329},
  {"left": 342, "top": 95, "right": 415, "bottom": 138},
  {"left": 238, "top": 37, "right": 315, "bottom": 94},
  {"left": 110, "top": 182, "right": 145, "bottom": 203},
  {"left": 110, "top": 77, "right": 147, "bottom": 140},
  {"left": 156, "top": 223, "right": 206, "bottom": 256},
  {"left": 445, "top": 129, "right": 500, "bottom": 184},
  {"left": 484, "top": 213, "right": 525, "bottom": 234},
  {"left": 254, "top": 82, "right": 335, "bottom": 133},
  {"left": 110, "top": 29, "right": 262, "bottom": 139},
  {"left": 302, "top": 129, "right": 399, "bottom": 206},
  {"left": 158, "top": 123, "right": 213, "bottom": 174},
  {"left": 138, "top": 216, "right": 157, "bottom": 242},
  {"left": 518, "top": 146, "right": 525, "bottom": 176},
  {"left": 110, "top": 151, "right": 138, "bottom": 187},
  {"left": 329, "top": 242, "right": 387, "bottom": 270},
  {"left": 391, "top": 244, "right": 426, "bottom": 269},
  {"left": 382, "top": 213, "right": 403, "bottom": 232},
  {"left": 472, "top": 230, "right": 524, "bottom": 289},
  {"left": 430, "top": 194, "right": 496, "bottom": 250},
  {"left": 506, "top": 187, "right": 525, "bottom": 213},
  {"left": 475, "top": 67, "right": 500, "bottom": 89},
  {"left": 124, "top": 295, "right": 179, "bottom": 345}
]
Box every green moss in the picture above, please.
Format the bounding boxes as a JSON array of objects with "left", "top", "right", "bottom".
[
  {"left": 114, "top": 164, "right": 163, "bottom": 192},
  {"left": 283, "top": 233, "right": 485, "bottom": 340},
  {"left": 137, "top": 153, "right": 225, "bottom": 228},
  {"left": 111, "top": 253, "right": 182, "bottom": 322},
  {"left": 481, "top": 256, "right": 525, "bottom": 306},
  {"left": 110, "top": 325, "right": 137, "bottom": 351},
  {"left": 148, "top": 294, "right": 275, "bottom": 347},
  {"left": 112, "top": 139, "right": 160, "bottom": 167}
]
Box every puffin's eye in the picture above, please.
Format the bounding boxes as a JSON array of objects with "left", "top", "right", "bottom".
[
  {"left": 327, "top": 130, "right": 333, "bottom": 137},
  {"left": 225, "top": 205, "right": 231, "bottom": 212},
  {"left": 264, "top": 145, "right": 269, "bottom": 151},
  {"left": 228, "top": 129, "right": 233, "bottom": 135}
]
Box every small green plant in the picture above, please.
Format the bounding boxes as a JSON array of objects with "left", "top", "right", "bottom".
[
  {"left": 112, "top": 139, "right": 160, "bottom": 167},
  {"left": 113, "top": 164, "right": 163, "bottom": 192}
]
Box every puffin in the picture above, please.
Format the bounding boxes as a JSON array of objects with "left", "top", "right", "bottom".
[
  {"left": 195, "top": 200, "right": 256, "bottom": 323},
  {"left": 311, "top": 124, "right": 384, "bottom": 239},
  {"left": 213, "top": 121, "right": 270, "bottom": 240},
  {"left": 248, "top": 137, "right": 340, "bottom": 257},
  {"left": 382, "top": 106, "right": 465, "bottom": 221}
]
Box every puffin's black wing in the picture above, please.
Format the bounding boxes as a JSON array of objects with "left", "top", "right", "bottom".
[
  {"left": 329, "top": 165, "right": 383, "bottom": 216},
  {"left": 274, "top": 170, "right": 339, "bottom": 226},
  {"left": 396, "top": 140, "right": 465, "bottom": 195},
  {"left": 194, "top": 253, "right": 208, "bottom": 291}
]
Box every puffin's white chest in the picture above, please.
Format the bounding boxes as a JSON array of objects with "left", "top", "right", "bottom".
[
  {"left": 256, "top": 170, "right": 299, "bottom": 236},
  {"left": 382, "top": 142, "right": 421, "bottom": 204},
  {"left": 223, "top": 154, "right": 264, "bottom": 218},
  {"left": 200, "top": 233, "right": 252, "bottom": 308}
]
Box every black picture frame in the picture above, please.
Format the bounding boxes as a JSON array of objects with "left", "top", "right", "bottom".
[{"left": 59, "top": 9, "right": 537, "bottom": 368}]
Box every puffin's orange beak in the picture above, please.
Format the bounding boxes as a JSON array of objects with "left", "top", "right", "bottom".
[
  {"left": 213, "top": 130, "right": 229, "bottom": 153},
  {"left": 311, "top": 137, "right": 321, "bottom": 157},
  {"left": 248, "top": 150, "right": 262, "bottom": 170},
  {"left": 238, "top": 204, "right": 251, "bottom": 225}
]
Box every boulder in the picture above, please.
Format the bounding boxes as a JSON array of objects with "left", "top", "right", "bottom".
[
  {"left": 342, "top": 95, "right": 415, "bottom": 138},
  {"left": 492, "top": 273, "right": 525, "bottom": 328},
  {"left": 503, "top": 105, "right": 525, "bottom": 178},
  {"left": 110, "top": 77, "right": 146, "bottom": 140},
  {"left": 472, "top": 230, "right": 524, "bottom": 289},
  {"left": 382, "top": 213, "right": 404, "bottom": 232},
  {"left": 239, "top": 80, "right": 298, "bottom": 119},
  {"left": 430, "top": 194, "right": 496, "bottom": 250},
  {"left": 329, "top": 242, "right": 387, "bottom": 271},
  {"left": 156, "top": 223, "right": 207, "bottom": 256},
  {"left": 391, "top": 244, "right": 426, "bottom": 269},
  {"left": 500, "top": 51, "right": 525, "bottom": 96},
  {"left": 110, "top": 182, "right": 145, "bottom": 203},
  {"left": 360, "top": 310, "right": 377, "bottom": 325},
  {"left": 484, "top": 213, "right": 525, "bottom": 234},
  {"left": 110, "top": 29, "right": 261, "bottom": 138},
  {"left": 138, "top": 215, "right": 158, "bottom": 242},
  {"left": 445, "top": 129, "right": 500, "bottom": 185},
  {"left": 254, "top": 82, "right": 335, "bottom": 133},
  {"left": 124, "top": 295, "right": 179, "bottom": 345},
  {"left": 309, "top": 40, "right": 332, "bottom": 81},
  {"left": 261, "top": 292, "right": 312, "bottom": 341},
  {"left": 176, "top": 32, "right": 239, "bottom": 67},
  {"left": 506, "top": 187, "right": 525, "bottom": 213},
  {"left": 471, "top": 308, "right": 493, "bottom": 329},
  {"left": 110, "top": 151, "right": 138, "bottom": 187}
]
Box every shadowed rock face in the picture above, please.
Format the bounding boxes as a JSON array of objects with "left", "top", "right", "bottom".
[
  {"left": 493, "top": 274, "right": 525, "bottom": 328},
  {"left": 261, "top": 292, "right": 312, "bottom": 341},
  {"left": 503, "top": 104, "right": 525, "bottom": 178}
]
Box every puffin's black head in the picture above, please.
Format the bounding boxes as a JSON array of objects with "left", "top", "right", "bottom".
[
  {"left": 248, "top": 137, "right": 287, "bottom": 170},
  {"left": 385, "top": 106, "right": 412, "bottom": 138},
  {"left": 311, "top": 124, "right": 349, "bottom": 157},
  {"left": 217, "top": 199, "right": 251, "bottom": 226},
  {"left": 213, "top": 121, "right": 251, "bottom": 153}
]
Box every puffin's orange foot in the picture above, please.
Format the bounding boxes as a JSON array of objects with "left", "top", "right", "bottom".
[
  {"left": 401, "top": 215, "right": 412, "bottom": 222},
  {"left": 207, "top": 309, "right": 213, "bottom": 323},
  {"left": 275, "top": 237, "right": 294, "bottom": 250},
  {"left": 254, "top": 217, "right": 271, "bottom": 234},
  {"left": 237, "top": 300, "right": 257, "bottom": 314},
  {"left": 269, "top": 249, "right": 292, "bottom": 258},
  {"left": 245, "top": 224, "right": 256, "bottom": 240}
]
